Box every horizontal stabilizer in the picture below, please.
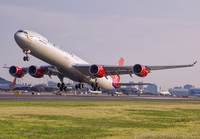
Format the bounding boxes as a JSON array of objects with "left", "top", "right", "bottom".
[{"left": 3, "top": 64, "right": 9, "bottom": 68}]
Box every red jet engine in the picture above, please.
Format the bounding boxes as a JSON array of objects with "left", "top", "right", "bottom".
[
  {"left": 89, "top": 65, "right": 105, "bottom": 78},
  {"left": 133, "top": 64, "right": 148, "bottom": 77},
  {"left": 9, "top": 66, "right": 25, "bottom": 78},
  {"left": 29, "top": 65, "right": 44, "bottom": 78}
]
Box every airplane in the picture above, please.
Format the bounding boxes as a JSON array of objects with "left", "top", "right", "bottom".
[
  {"left": 0, "top": 77, "right": 17, "bottom": 91},
  {"left": 159, "top": 91, "right": 171, "bottom": 96},
  {"left": 4, "top": 29, "right": 197, "bottom": 91},
  {"left": 88, "top": 89, "right": 102, "bottom": 95}
]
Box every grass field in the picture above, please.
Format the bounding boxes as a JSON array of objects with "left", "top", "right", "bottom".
[{"left": 0, "top": 101, "right": 200, "bottom": 138}]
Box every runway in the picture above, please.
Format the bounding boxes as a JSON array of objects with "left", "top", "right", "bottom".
[{"left": 0, "top": 92, "right": 200, "bottom": 102}]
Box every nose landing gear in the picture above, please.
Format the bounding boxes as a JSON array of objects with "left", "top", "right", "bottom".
[
  {"left": 23, "top": 56, "right": 30, "bottom": 61},
  {"left": 23, "top": 50, "right": 31, "bottom": 61}
]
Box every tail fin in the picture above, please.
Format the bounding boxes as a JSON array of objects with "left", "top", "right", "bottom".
[
  {"left": 110, "top": 58, "right": 124, "bottom": 88},
  {"left": 117, "top": 57, "right": 124, "bottom": 66}
]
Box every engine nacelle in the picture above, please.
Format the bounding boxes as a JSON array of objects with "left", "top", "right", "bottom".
[
  {"left": 89, "top": 64, "right": 105, "bottom": 78},
  {"left": 133, "top": 64, "right": 148, "bottom": 77},
  {"left": 9, "top": 66, "right": 24, "bottom": 78},
  {"left": 29, "top": 65, "right": 44, "bottom": 78}
]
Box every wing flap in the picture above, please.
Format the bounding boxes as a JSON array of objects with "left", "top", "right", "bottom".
[
  {"left": 72, "top": 64, "right": 92, "bottom": 75},
  {"left": 40, "top": 65, "right": 61, "bottom": 77}
]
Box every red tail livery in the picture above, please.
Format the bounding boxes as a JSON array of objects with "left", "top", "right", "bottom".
[{"left": 111, "top": 58, "right": 124, "bottom": 88}]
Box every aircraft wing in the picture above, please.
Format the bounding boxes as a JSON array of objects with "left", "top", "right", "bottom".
[
  {"left": 4, "top": 60, "right": 197, "bottom": 79},
  {"left": 118, "top": 82, "right": 154, "bottom": 86},
  {"left": 3, "top": 64, "right": 61, "bottom": 78},
  {"left": 145, "top": 61, "right": 197, "bottom": 71},
  {"left": 73, "top": 64, "right": 133, "bottom": 75},
  {"left": 3, "top": 64, "right": 29, "bottom": 74},
  {"left": 40, "top": 65, "right": 60, "bottom": 76},
  {"left": 73, "top": 61, "right": 197, "bottom": 76}
]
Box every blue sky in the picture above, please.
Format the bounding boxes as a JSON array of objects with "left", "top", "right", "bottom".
[{"left": 0, "top": 0, "right": 199, "bottom": 90}]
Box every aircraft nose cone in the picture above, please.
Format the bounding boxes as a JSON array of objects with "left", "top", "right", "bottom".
[
  {"left": 14, "top": 31, "right": 21, "bottom": 41},
  {"left": 14, "top": 30, "right": 25, "bottom": 41},
  {"left": 14, "top": 30, "right": 29, "bottom": 49}
]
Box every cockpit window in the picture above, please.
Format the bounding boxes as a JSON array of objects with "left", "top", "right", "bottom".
[
  {"left": 18, "top": 30, "right": 24, "bottom": 33},
  {"left": 18, "top": 30, "right": 28, "bottom": 34}
]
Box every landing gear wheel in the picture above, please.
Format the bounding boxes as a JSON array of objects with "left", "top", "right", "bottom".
[
  {"left": 92, "top": 82, "right": 101, "bottom": 91},
  {"left": 57, "top": 74, "right": 66, "bottom": 91},
  {"left": 57, "top": 83, "right": 61, "bottom": 88},
  {"left": 78, "top": 84, "right": 82, "bottom": 89},
  {"left": 61, "top": 83, "right": 65, "bottom": 88},
  {"left": 23, "top": 50, "right": 31, "bottom": 61},
  {"left": 75, "top": 84, "right": 78, "bottom": 89},
  {"left": 95, "top": 83, "right": 99, "bottom": 88},
  {"left": 82, "top": 84, "right": 85, "bottom": 88},
  {"left": 58, "top": 82, "right": 66, "bottom": 91},
  {"left": 23, "top": 56, "right": 30, "bottom": 61},
  {"left": 75, "top": 83, "right": 85, "bottom": 90},
  {"left": 26, "top": 56, "right": 30, "bottom": 61},
  {"left": 98, "top": 86, "right": 101, "bottom": 91}
]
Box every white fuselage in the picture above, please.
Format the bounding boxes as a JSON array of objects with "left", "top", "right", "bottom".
[{"left": 14, "top": 30, "right": 115, "bottom": 90}]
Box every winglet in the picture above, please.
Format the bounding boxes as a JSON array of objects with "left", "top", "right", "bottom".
[{"left": 192, "top": 61, "right": 197, "bottom": 66}]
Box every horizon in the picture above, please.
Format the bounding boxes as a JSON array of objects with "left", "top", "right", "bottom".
[{"left": 0, "top": 76, "right": 197, "bottom": 92}]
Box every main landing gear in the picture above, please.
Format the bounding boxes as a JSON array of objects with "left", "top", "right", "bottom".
[
  {"left": 56, "top": 73, "right": 86, "bottom": 91},
  {"left": 58, "top": 82, "right": 85, "bottom": 91},
  {"left": 91, "top": 83, "right": 101, "bottom": 91},
  {"left": 57, "top": 83, "right": 67, "bottom": 91},
  {"left": 75, "top": 83, "right": 85, "bottom": 89},
  {"left": 57, "top": 74, "right": 67, "bottom": 91},
  {"left": 23, "top": 50, "right": 31, "bottom": 61}
]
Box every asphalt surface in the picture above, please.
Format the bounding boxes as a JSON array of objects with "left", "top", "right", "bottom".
[{"left": 0, "top": 92, "right": 200, "bottom": 102}]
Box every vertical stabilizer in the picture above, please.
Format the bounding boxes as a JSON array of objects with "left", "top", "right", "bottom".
[
  {"left": 110, "top": 58, "right": 124, "bottom": 88},
  {"left": 117, "top": 57, "right": 124, "bottom": 66}
]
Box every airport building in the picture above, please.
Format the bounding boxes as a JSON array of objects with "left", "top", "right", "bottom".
[
  {"left": 144, "top": 85, "right": 157, "bottom": 93},
  {"left": 190, "top": 88, "right": 200, "bottom": 96},
  {"left": 126, "top": 81, "right": 135, "bottom": 88},
  {"left": 138, "top": 82, "right": 144, "bottom": 90},
  {"left": 169, "top": 88, "right": 190, "bottom": 96},
  {"left": 169, "top": 84, "right": 200, "bottom": 96}
]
